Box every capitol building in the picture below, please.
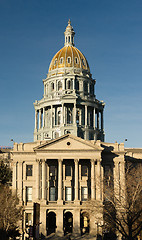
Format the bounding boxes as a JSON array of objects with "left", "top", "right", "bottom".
[{"left": 11, "top": 21, "right": 142, "bottom": 239}]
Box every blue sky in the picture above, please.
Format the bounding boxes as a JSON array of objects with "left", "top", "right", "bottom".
[{"left": 0, "top": 0, "right": 142, "bottom": 148}]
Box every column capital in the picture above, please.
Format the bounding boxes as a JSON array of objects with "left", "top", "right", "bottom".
[
  {"left": 96, "top": 158, "right": 101, "bottom": 163},
  {"left": 74, "top": 158, "right": 79, "bottom": 164},
  {"left": 58, "top": 158, "right": 63, "bottom": 163},
  {"left": 36, "top": 159, "right": 40, "bottom": 163},
  {"left": 91, "top": 159, "right": 95, "bottom": 164}
]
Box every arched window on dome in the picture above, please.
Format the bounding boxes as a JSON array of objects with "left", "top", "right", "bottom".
[
  {"left": 60, "top": 57, "right": 63, "bottom": 64},
  {"left": 51, "top": 82, "right": 54, "bottom": 91},
  {"left": 75, "top": 57, "right": 79, "bottom": 64},
  {"left": 82, "top": 59, "right": 85, "bottom": 66},
  {"left": 58, "top": 81, "right": 62, "bottom": 91},
  {"left": 54, "top": 59, "right": 57, "bottom": 65},
  {"left": 67, "top": 57, "right": 71, "bottom": 64},
  {"left": 68, "top": 36, "right": 70, "bottom": 43}
]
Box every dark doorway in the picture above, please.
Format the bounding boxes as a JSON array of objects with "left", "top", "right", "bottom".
[
  {"left": 46, "top": 211, "right": 56, "bottom": 235},
  {"left": 80, "top": 212, "right": 89, "bottom": 235},
  {"left": 64, "top": 212, "right": 73, "bottom": 235}
]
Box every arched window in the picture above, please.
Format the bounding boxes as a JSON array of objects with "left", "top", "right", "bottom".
[
  {"left": 84, "top": 82, "right": 88, "bottom": 93},
  {"left": 68, "top": 80, "right": 71, "bottom": 89},
  {"left": 90, "top": 84, "right": 94, "bottom": 95},
  {"left": 58, "top": 81, "right": 62, "bottom": 91},
  {"left": 76, "top": 80, "right": 79, "bottom": 90},
  {"left": 68, "top": 36, "right": 70, "bottom": 42},
  {"left": 67, "top": 57, "right": 71, "bottom": 64},
  {"left": 76, "top": 110, "right": 80, "bottom": 124},
  {"left": 67, "top": 107, "right": 73, "bottom": 124},
  {"left": 82, "top": 59, "right": 85, "bottom": 66},
  {"left": 51, "top": 82, "right": 54, "bottom": 91},
  {"left": 60, "top": 57, "right": 63, "bottom": 64},
  {"left": 54, "top": 59, "right": 57, "bottom": 65},
  {"left": 75, "top": 57, "right": 78, "bottom": 64},
  {"left": 57, "top": 111, "right": 61, "bottom": 125}
]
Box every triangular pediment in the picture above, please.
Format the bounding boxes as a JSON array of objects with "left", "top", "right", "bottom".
[{"left": 34, "top": 134, "right": 103, "bottom": 152}]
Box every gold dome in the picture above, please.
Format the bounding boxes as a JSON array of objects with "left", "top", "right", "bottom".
[{"left": 48, "top": 45, "right": 90, "bottom": 73}]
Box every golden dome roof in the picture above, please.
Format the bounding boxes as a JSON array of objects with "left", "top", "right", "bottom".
[
  {"left": 48, "top": 45, "right": 90, "bottom": 73},
  {"left": 48, "top": 20, "right": 90, "bottom": 75}
]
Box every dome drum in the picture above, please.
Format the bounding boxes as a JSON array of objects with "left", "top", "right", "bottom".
[{"left": 34, "top": 20, "right": 105, "bottom": 142}]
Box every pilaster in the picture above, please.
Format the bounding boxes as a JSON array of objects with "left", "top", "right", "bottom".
[{"left": 91, "top": 159, "right": 95, "bottom": 200}]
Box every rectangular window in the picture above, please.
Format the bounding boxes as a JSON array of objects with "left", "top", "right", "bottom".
[
  {"left": 65, "top": 187, "right": 72, "bottom": 201},
  {"left": 81, "top": 165, "right": 88, "bottom": 176},
  {"left": 26, "top": 187, "right": 32, "bottom": 202},
  {"left": 65, "top": 165, "right": 71, "bottom": 176},
  {"left": 25, "top": 213, "right": 32, "bottom": 226},
  {"left": 26, "top": 165, "right": 33, "bottom": 176},
  {"left": 49, "top": 187, "right": 56, "bottom": 201},
  {"left": 81, "top": 187, "right": 88, "bottom": 201}
]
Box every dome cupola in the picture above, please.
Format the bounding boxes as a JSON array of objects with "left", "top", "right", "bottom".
[{"left": 64, "top": 19, "right": 75, "bottom": 46}]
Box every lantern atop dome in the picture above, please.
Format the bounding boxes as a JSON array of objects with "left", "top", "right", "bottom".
[{"left": 64, "top": 19, "right": 75, "bottom": 46}]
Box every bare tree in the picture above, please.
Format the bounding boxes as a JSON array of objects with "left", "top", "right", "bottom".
[
  {"left": 0, "top": 185, "right": 22, "bottom": 240},
  {"left": 104, "top": 163, "right": 142, "bottom": 240}
]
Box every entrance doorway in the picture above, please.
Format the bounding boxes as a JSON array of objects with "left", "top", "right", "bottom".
[
  {"left": 80, "top": 212, "right": 89, "bottom": 235},
  {"left": 46, "top": 211, "right": 56, "bottom": 235},
  {"left": 64, "top": 211, "right": 73, "bottom": 235}
]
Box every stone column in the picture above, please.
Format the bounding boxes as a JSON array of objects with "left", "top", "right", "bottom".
[
  {"left": 96, "top": 159, "right": 101, "bottom": 200},
  {"left": 36, "top": 159, "right": 40, "bottom": 200},
  {"left": 61, "top": 103, "right": 64, "bottom": 125},
  {"left": 56, "top": 209, "right": 64, "bottom": 236},
  {"left": 51, "top": 105, "right": 53, "bottom": 128},
  {"left": 85, "top": 105, "right": 87, "bottom": 127},
  {"left": 35, "top": 110, "right": 38, "bottom": 130},
  {"left": 97, "top": 110, "right": 99, "bottom": 129},
  {"left": 91, "top": 159, "right": 95, "bottom": 200},
  {"left": 18, "top": 162, "right": 23, "bottom": 202},
  {"left": 12, "top": 162, "right": 17, "bottom": 191},
  {"left": 64, "top": 105, "right": 66, "bottom": 125},
  {"left": 74, "top": 103, "right": 76, "bottom": 125},
  {"left": 93, "top": 108, "right": 96, "bottom": 129},
  {"left": 73, "top": 77, "right": 75, "bottom": 90},
  {"left": 74, "top": 159, "right": 79, "bottom": 201},
  {"left": 40, "top": 207, "right": 47, "bottom": 237},
  {"left": 73, "top": 209, "right": 80, "bottom": 235},
  {"left": 42, "top": 107, "right": 45, "bottom": 128},
  {"left": 101, "top": 110, "right": 104, "bottom": 131},
  {"left": 113, "top": 161, "right": 120, "bottom": 200},
  {"left": 42, "top": 160, "right": 46, "bottom": 200},
  {"left": 58, "top": 159, "right": 63, "bottom": 203},
  {"left": 39, "top": 109, "right": 41, "bottom": 129},
  {"left": 119, "top": 161, "right": 125, "bottom": 204}
]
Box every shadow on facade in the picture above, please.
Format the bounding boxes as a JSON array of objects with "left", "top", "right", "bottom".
[
  {"left": 63, "top": 211, "right": 73, "bottom": 236},
  {"left": 46, "top": 211, "right": 56, "bottom": 236}
]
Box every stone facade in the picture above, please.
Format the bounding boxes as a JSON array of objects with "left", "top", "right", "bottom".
[{"left": 12, "top": 135, "right": 127, "bottom": 239}]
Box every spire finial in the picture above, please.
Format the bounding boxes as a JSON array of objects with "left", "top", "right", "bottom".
[{"left": 68, "top": 19, "right": 71, "bottom": 25}]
